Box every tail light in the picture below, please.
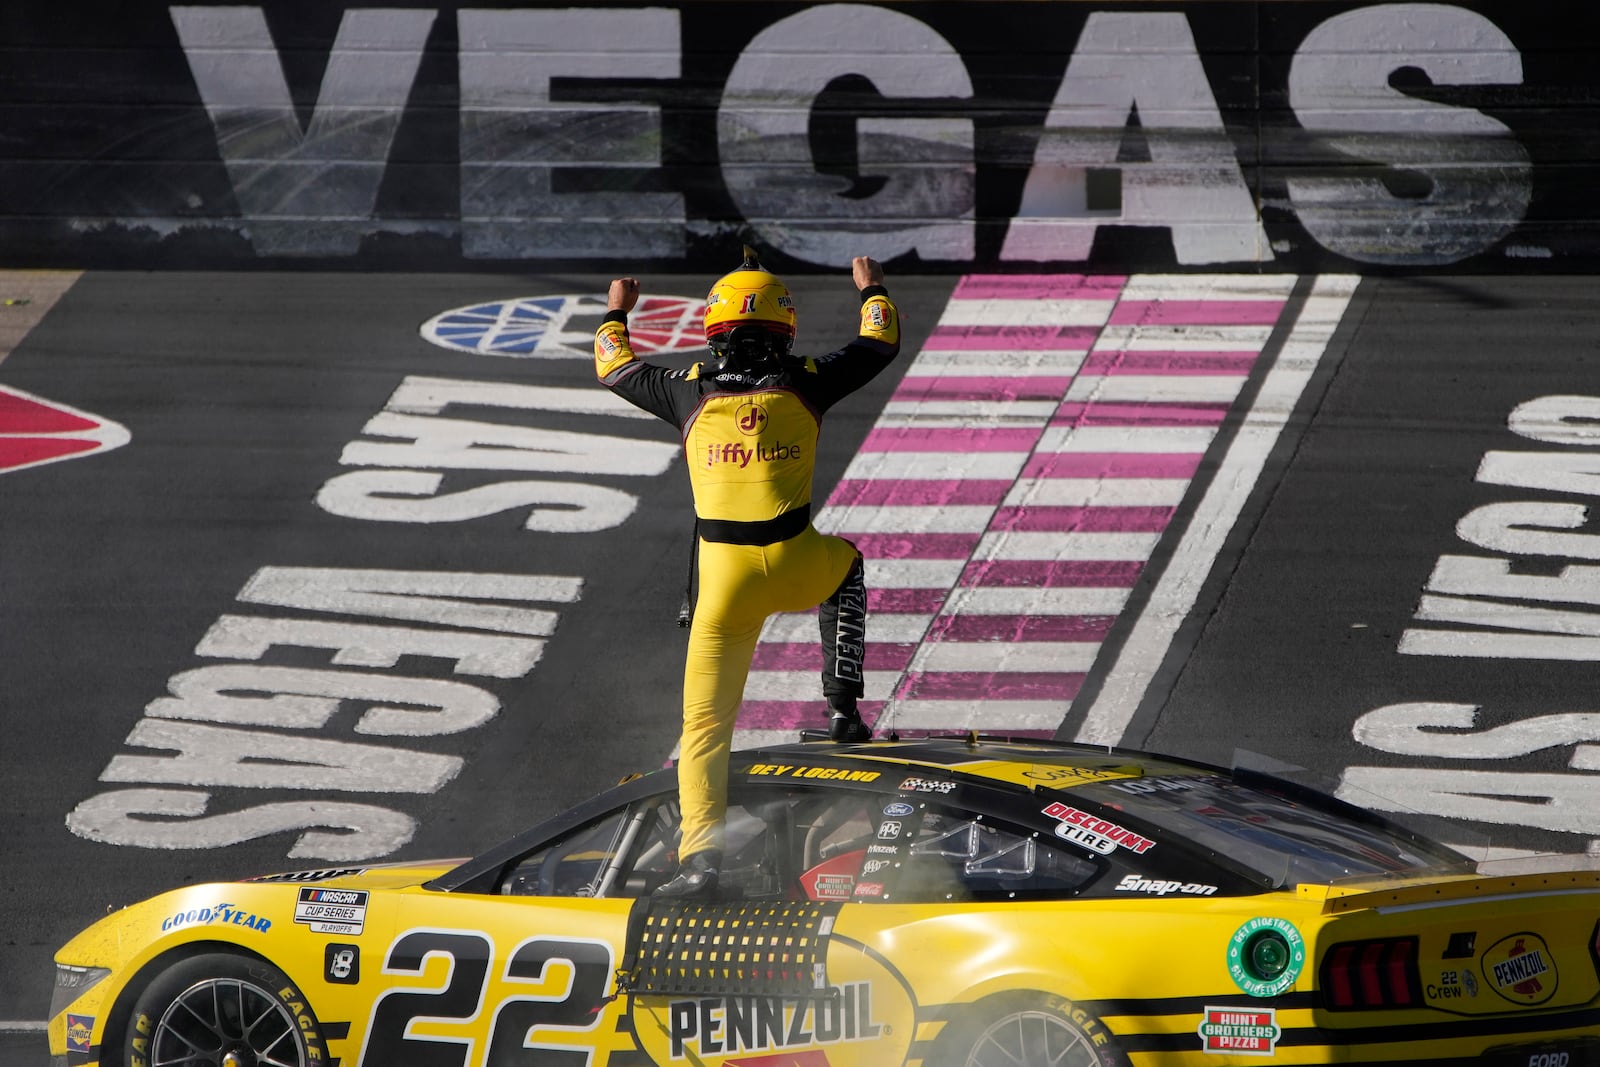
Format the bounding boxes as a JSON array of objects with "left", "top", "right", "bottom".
[{"left": 1321, "top": 937, "right": 1421, "bottom": 1010}]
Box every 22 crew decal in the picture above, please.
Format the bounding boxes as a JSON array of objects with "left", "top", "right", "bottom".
[{"left": 358, "top": 929, "right": 614, "bottom": 1066}]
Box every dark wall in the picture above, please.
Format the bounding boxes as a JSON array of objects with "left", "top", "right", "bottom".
[{"left": 1, "top": 2, "right": 1595, "bottom": 272}]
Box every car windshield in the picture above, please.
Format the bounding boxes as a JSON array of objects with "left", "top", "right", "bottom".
[{"left": 1078, "top": 774, "right": 1473, "bottom": 887}]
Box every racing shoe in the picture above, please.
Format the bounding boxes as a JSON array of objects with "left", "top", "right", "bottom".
[
  {"left": 828, "top": 702, "right": 871, "bottom": 743},
  {"left": 654, "top": 851, "right": 720, "bottom": 898}
]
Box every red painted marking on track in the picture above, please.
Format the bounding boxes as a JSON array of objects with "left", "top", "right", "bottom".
[
  {"left": 1109, "top": 299, "right": 1285, "bottom": 326},
  {"left": 830, "top": 479, "right": 1010, "bottom": 507},
  {"left": 951, "top": 274, "right": 1126, "bottom": 301},
  {"left": 924, "top": 324, "right": 1101, "bottom": 350},
  {"left": 839, "top": 533, "right": 981, "bottom": 560},
  {"left": 892, "top": 376, "right": 1076, "bottom": 401},
  {"left": 925, "top": 614, "right": 1116, "bottom": 642},
  {"left": 1021, "top": 452, "right": 1202, "bottom": 478},
  {"left": 898, "top": 671, "right": 1086, "bottom": 701},
  {"left": 989, "top": 506, "right": 1176, "bottom": 533},
  {"left": 959, "top": 559, "right": 1144, "bottom": 588},
  {"left": 1081, "top": 350, "right": 1259, "bottom": 373},
  {"left": 1052, "top": 402, "right": 1230, "bottom": 426},
  {"left": 0, "top": 385, "right": 129, "bottom": 474},
  {"left": 0, "top": 390, "right": 98, "bottom": 433},
  {"left": 751, "top": 643, "right": 917, "bottom": 672},
  {"left": 862, "top": 426, "right": 1039, "bottom": 452}
]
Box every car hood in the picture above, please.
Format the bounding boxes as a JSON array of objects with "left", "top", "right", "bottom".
[{"left": 238, "top": 858, "right": 469, "bottom": 890}]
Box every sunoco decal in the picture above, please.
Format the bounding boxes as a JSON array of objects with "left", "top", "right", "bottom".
[
  {"left": 1483, "top": 932, "right": 1557, "bottom": 1005},
  {"left": 1041, "top": 802, "right": 1154, "bottom": 855},
  {"left": 1198, "top": 1006, "right": 1280, "bottom": 1055},
  {"left": 65, "top": 1013, "right": 94, "bottom": 1054},
  {"left": 294, "top": 886, "right": 369, "bottom": 935}
]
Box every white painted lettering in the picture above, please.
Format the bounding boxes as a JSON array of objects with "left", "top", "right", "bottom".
[
  {"left": 170, "top": 6, "right": 436, "bottom": 256},
  {"left": 1456, "top": 502, "right": 1600, "bottom": 561},
  {"left": 720, "top": 4, "right": 975, "bottom": 265},
  {"left": 238, "top": 567, "right": 580, "bottom": 636},
  {"left": 316, "top": 470, "right": 640, "bottom": 531},
  {"left": 1287, "top": 3, "right": 1529, "bottom": 264},
  {"left": 341, "top": 412, "right": 678, "bottom": 475},
  {"left": 1506, "top": 395, "right": 1600, "bottom": 446},
  {"left": 1001, "top": 12, "right": 1266, "bottom": 265},
  {"left": 100, "top": 719, "right": 462, "bottom": 793},
  {"left": 1353, "top": 702, "right": 1600, "bottom": 761},
  {"left": 1339, "top": 767, "right": 1600, "bottom": 835},
  {"left": 458, "top": 8, "right": 684, "bottom": 258},
  {"left": 195, "top": 614, "right": 546, "bottom": 678},
  {"left": 1427, "top": 555, "right": 1600, "bottom": 608},
  {"left": 66, "top": 787, "right": 415, "bottom": 860},
  {"left": 147, "top": 664, "right": 499, "bottom": 737}
]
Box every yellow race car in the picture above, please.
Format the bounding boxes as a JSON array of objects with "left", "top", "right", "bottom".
[{"left": 49, "top": 736, "right": 1600, "bottom": 1066}]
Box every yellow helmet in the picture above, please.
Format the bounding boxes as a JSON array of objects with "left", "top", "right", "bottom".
[{"left": 703, "top": 246, "right": 796, "bottom": 361}]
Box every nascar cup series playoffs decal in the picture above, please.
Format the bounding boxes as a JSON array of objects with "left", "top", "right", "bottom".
[
  {"left": 421, "top": 294, "right": 705, "bottom": 358},
  {"left": 294, "top": 886, "right": 369, "bottom": 935}
]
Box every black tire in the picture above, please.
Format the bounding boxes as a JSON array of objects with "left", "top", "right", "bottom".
[
  {"left": 929, "top": 993, "right": 1129, "bottom": 1067},
  {"left": 121, "top": 951, "right": 328, "bottom": 1067}
]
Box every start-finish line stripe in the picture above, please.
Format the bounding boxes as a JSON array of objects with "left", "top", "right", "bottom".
[{"left": 734, "top": 273, "right": 1329, "bottom": 747}]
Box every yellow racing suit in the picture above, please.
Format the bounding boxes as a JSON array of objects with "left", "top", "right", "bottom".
[{"left": 595, "top": 285, "right": 901, "bottom": 860}]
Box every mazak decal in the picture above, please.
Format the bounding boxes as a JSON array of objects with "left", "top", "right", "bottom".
[
  {"left": 160, "top": 902, "right": 272, "bottom": 933},
  {"left": 1042, "top": 802, "right": 1155, "bottom": 855},
  {"left": 0, "top": 385, "right": 130, "bottom": 476},
  {"left": 1198, "top": 1006, "right": 1280, "bottom": 1055},
  {"left": 665, "top": 981, "right": 883, "bottom": 1060},
  {"left": 294, "top": 886, "right": 369, "bottom": 935},
  {"left": 1483, "top": 933, "right": 1557, "bottom": 1005}
]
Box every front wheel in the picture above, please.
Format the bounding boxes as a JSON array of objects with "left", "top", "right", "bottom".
[
  {"left": 122, "top": 951, "right": 328, "bottom": 1067},
  {"left": 930, "top": 993, "right": 1128, "bottom": 1067}
]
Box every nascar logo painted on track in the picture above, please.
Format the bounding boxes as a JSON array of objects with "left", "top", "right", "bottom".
[
  {"left": 0, "top": 385, "right": 129, "bottom": 475},
  {"left": 421, "top": 294, "right": 705, "bottom": 358}
]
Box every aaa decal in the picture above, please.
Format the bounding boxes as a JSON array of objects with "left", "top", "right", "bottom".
[
  {"left": 0, "top": 385, "right": 129, "bottom": 475},
  {"left": 421, "top": 294, "right": 705, "bottom": 358}
]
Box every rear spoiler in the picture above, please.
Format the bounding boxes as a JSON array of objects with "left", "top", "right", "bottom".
[{"left": 1303, "top": 869, "right": 1600, "bottom": 914}]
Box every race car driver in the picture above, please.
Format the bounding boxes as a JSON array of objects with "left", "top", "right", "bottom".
[{"left": 595, "top": 248, "right": 902, "bottom": 897}]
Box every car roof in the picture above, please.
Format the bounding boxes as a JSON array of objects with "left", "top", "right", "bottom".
[
  {"left": 734, "top": 735, "right": 1223, "bottom": 790},
  {"left": 434, "top": 735, "right": 1221, "bottom": 893}
]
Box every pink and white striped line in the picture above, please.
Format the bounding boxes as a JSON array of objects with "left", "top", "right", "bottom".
[{"left": 736, "top": 273, "right": 1298, "bottom": 745}]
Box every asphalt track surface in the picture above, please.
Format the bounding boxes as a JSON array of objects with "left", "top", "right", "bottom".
[{"left": 5, "top": 271, "right": 1600, "bottom": 1062}]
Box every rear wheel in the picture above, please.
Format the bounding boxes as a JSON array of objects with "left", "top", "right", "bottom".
[
  {"left": 122, "top": 952, "right": 327, "bottom": 1067},
  {"left": 932, "top": 993, "right": 1127, "bottom": 1067}
]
